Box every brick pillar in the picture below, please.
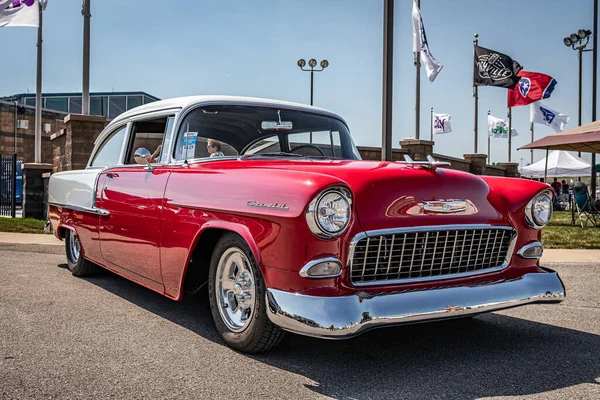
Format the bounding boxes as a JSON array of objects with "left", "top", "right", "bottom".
[
  {"left": 22, "top": 163, "right": 53, "bottom": 219},
  {"left": 498, "top": 162, "right": 520, "bottom": 178},
  {"left": 51, "top": 114, "right": 106, "bottom": 172},
  {"left": 399, "top": 139, "right": 434, "bottom": 161},
  {"left": 463, "top": 154, "right": 488, "bottom": 175}
]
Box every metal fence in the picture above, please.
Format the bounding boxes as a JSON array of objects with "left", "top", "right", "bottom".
[{"left": 0, "top": 154, "right": 22, "bottom": 218}]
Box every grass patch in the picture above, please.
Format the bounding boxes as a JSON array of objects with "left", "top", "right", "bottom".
[
  {"left": 542, "top": 211, "right": 600, "bottom": 249},
  {"left": 0, "top": 217, "right": 47, "bottom": 234}
]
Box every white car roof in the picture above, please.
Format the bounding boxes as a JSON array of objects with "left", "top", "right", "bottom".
[{"left": 104, "top": 95, "right": 346, "bottom": 133}]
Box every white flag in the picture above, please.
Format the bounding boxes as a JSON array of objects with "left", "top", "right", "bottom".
[
  {"left": 530, "top": 101, "right": 570, "bottom": 133},
  {"left": 433, "top": 113, "right": 452, "bottom": 134},
  {"left": 487, "top": 114, "right": 516, "bottom": 138},
  {"left": 412, "top": 0, "right": 443, "bottom": 82},
  {"left": 0, "top": 0, "right": 40, "bottom": 27}
]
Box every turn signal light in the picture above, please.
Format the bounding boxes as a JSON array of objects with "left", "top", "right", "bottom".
[
  {"left": 517, "top": 242, "right": 544, "bottom": 259},
  {"left": 300, "top": 258, "right": 342, "bottom": 278}
]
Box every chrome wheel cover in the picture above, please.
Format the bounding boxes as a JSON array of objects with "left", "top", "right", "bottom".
[
  {"left": 69, "top": 230, "right": 80, "bottom": 262},
  {"left": 215, "top": 247, "right": 256, "bottom": 332}
]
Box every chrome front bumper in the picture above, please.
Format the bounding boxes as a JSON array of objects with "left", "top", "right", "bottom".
[{"left": 265, "top": 268, "right": 565, "bottom": 339}]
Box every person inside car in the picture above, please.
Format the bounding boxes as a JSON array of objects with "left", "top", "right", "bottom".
[{"left": 207, "top": 139, "right": 224, "bottom": 157}]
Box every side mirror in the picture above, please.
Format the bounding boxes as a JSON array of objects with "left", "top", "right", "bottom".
[{"left": 133, "top": 147, "right": 153, "bottom": 170}]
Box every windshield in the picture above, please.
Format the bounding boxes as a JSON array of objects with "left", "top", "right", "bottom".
[{"left": 173, "top": 105, "right": 361, "bottom": 161}]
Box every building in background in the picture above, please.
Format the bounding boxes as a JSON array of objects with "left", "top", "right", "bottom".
[{"left": 0, "top": 91, "right": 160, "bottom": 120}]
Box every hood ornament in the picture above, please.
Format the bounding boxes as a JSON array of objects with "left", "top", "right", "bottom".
[
  {"left": 397, "top": 155, "right": 450, "bottom": 171},
  {"left": 423, "top": 200, "right": 468, "bottom": 213}
]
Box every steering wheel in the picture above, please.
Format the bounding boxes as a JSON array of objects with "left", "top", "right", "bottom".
[{"left": 290, "top": 144, "right": 325, "bottom": 157}]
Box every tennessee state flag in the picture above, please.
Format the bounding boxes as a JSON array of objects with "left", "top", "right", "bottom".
[{"left": 507, "top": 71, "right": 557, "bottom": 108}]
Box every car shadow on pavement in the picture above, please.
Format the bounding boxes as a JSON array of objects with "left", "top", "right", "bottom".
[{"left": 80, "top": 267, "right": 600, "bottom": 400}]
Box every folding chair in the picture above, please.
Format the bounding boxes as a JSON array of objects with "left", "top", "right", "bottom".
[{"left": 573, "top": 182, "right": 600, "bottom": 228}]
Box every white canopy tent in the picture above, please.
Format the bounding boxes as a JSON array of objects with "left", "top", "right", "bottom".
[{"left": 520, "top": 150, "right": 593, "bottom": 178}]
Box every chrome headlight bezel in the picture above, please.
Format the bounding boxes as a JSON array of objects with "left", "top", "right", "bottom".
[
  {"left": 525, "top": 189, "right": 554, "bottom": 229},
  {"left": 306, "top": 187, "right": 352, "bottom": 239}
]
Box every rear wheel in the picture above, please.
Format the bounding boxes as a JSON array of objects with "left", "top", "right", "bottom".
[
  {"left": 208, "top": 233, "right": 284, "bottom": 353},
  {"left": 65, "top": 229, "right": 98, "bottom": 277}
]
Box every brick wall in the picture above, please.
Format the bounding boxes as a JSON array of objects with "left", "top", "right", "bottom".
[
  {"left": 433, "top": 153, "right": 471, "bottom": 173},
  {"left": 357, "top": 146, "right": 407, "bottom": 161},
  {"left": 51, "top": 114, "right": 107, "bottom": 172},
  {"left": 485, "top": 165, "right": 507, "bottom": 176},
  {"left": 0, "top": 101, "right": 67, "bottom": 163},
  {"left": 359, "top": 142, "right": 520, "bottom": 178}
]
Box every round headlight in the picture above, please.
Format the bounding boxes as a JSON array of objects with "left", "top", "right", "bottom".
[
  {"left": 306, "top": 188, "right": 352, "bottom": 238},
  {"left": 525, "top": 190, "right": 553, "bottom": 229}
]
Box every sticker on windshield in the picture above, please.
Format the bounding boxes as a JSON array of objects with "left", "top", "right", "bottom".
[{"left": 182, "top": 131, "right": 197, "bottom": 159}]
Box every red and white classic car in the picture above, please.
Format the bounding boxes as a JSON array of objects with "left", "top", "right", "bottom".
[{"left": 48, "top": 96, "right": 565, "bottom": 353}]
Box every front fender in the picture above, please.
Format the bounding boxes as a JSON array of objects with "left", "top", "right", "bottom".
[{"left": 195, "top": 220, "right": 262, "bottom": 265}]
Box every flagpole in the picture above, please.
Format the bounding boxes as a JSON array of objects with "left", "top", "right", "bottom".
[
  {"left": 414, "top": 0, "right": 421, "bottom": 139},
  {"left": 34, "top": 3, "right": 43, "bottom": 164},
  {"left": 591, "top": 0, "right": 597, "bottom": 201},
  {"left": 507, "top": 107, "right": 512, "bottom": 162},
  {"left": 381, "top": 0, "right": 393, "bottom": 161},
  {"left": 473, "top": 33, "right": 479, "bottom": 153},
  {"left": 544, "top": 147, "right": 549, "bottom": 182},
  {"left": 530, "top": 121, "right": 534, "bottom": 164},
  {"left": 430, "top": 107, "right": 433, "bottom": 141},
  {"left": 487, "top": 110, "right": 491, "bottom": 163},
  {"left": 82, "top": 0, "right": 91, "bottom": 115}
]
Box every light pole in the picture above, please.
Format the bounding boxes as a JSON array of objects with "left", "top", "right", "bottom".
[
  {"left": 563, "top": 29, "right": 593, "bottom": 158},
  {"left": 297, "top": 58, "right": 329, "bottom": 106}
]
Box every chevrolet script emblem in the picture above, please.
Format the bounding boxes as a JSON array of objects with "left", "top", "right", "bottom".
[
  {"left": 246, "top": 200, "right": 289, "bottom": 211},
  {"left": 423, "top": 200, "right": 468, "bottom": 213}
]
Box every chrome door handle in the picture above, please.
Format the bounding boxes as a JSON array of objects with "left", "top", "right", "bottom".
[{"left": 106, "top": 172, "right": 119, "bottom": 179}]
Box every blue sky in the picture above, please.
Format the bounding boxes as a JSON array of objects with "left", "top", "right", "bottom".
[{"left": 1, "top": 0, "right": 597, "bottom": 165}]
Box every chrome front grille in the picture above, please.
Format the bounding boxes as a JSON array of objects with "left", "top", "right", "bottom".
[{"left": 349, "top": 226, "right": 516, "bottom": 286}]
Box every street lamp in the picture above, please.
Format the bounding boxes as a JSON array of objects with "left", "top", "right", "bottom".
[
  {"left": 297, "top": 58, "right": 329, "bottom": 105},
  {"left": 563, "top": 29, "right": 593, "bottom": 158}
]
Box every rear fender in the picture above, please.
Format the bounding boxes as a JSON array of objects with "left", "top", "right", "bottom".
[{"left": 57, "top": 223, "right": 76, "bottom": 240}]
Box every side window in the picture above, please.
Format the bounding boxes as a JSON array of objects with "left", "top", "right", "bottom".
[
  {"left": 288, "top": 131, "right": 341, "bottom": 157},
  {"left": 89, "top": 126, "right": 127, "bottom": 167},
  {"left": 125, "top": 116, "right": 172, "bottom": 164},
  {"left": 160, "top": 117, "right": 175, "bottom": 163},
  {"left": 243, "top": 135, "right": 281, "bottom": 154}
]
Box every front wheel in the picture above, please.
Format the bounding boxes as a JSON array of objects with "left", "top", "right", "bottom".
[
  {"left": 65, "top": 229, "right": 98, "bottom": 277},
  {"left": 208, "top": 233, "right": 284, "bottom": 353}
]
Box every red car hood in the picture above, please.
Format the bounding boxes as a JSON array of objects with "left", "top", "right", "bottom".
[{"left": 230, "top": 159, "right": 506, "bottom": 231}]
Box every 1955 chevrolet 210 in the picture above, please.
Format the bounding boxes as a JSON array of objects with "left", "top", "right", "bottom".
[{"left": 48, "top": 96, "right": 565, "bottom": 353}]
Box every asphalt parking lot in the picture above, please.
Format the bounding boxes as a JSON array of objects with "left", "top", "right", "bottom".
[{"left": 1, "top": 243, "right": 599, "bottom": 399}]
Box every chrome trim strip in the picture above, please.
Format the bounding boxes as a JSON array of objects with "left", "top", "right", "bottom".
[
  {"left": 347, "top": 225, "right": 518, "bottom": 287},
  {"left": 266, "top": 269, "right": 565, "bottom": 339},
  {"left": 299, "top": 257, "right": 342, "bottom": 278},
  {"left": 48, "top": 202, "right": 110, "bottom": 216},
  {"left": 517, "top": 241, "right": 544, "bottom": 259}
]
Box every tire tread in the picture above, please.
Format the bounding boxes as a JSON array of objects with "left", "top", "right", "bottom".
[{"left": 66, "top": 231, "right": 99, "bottom": 277}]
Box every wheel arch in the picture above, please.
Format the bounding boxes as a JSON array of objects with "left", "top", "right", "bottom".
[
  {"left": 57, "top": 223, "right": 77, "bottom": 241},
  {"left": 177, "top": 221, "right": 262, "bottom": 301}
]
